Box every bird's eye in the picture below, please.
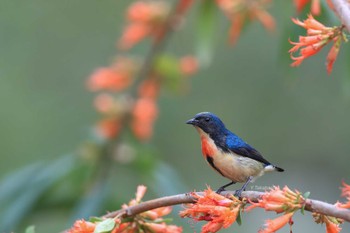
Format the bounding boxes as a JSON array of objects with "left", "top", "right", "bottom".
[{"left": 205, "top": 117, "right": 210, "bottom": 122}]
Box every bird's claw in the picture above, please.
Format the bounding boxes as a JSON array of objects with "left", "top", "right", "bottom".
[
  {"left": 234, "top": 189, "right": 243, "bottom": 197},
  {"left": 216, "top": 187, "right": 225, "bottom": 194}
]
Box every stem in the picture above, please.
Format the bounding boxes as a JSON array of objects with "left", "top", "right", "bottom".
[
  {"left": 331, "top": 0, "right": 350, "bottom": 32},
  {"left": 102, "top": 190, "right": 350, "bottom": 222}
]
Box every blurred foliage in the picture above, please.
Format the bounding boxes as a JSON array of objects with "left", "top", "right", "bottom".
[{"left": 0, "top": 0, "right": 350, "bottom": 233}]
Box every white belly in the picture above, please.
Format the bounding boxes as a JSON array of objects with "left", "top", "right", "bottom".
[
  {"left": 196, "top": 127, "right": 266, "bottom": 183},
  {"left": 211, "top": 151, "right": 265, "bottom": 183}
]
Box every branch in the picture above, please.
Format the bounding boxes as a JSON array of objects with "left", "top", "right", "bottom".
[
  {"left": 102, "top": 191, "right": 350, "bottom": 222},
  {"left": 331, "top": 0, "right": 350, "bottom": 32}
]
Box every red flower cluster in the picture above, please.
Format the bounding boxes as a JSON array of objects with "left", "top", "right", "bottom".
[
  {"left": 68, "top": 185, "right": 182, "bottom": 233},
  {"left": 246, "top": 186, "right": 305, "bottom": 213},
  {"left": 216, "top": 0, "right": 275, "bottom": 45},
  {"left": 180, "top": 187, "right": 245, "bottom": 233},
  {"left": 246, "top": 186, "right": 305, "bottom": 233},
  {"left": 118, "top": 1, "right": 170, "bottom": 50},
  {"left": 289, "top": 15, "right": 346, "bottom": 74},
  {"left": 87, "top": 57, "right": 139, "bottom": 140}
]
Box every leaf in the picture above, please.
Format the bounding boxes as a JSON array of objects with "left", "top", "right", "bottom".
[
  {"left": 154, "top": 54, "right": 183, "bottom": 92},
  {"left": 196, "top": 0, "right": 218, "bottom": 67},
  {"left": 94, "top": 218, "right": 115, "bottom": 233},
  {"left": 301, "top": 191, "right": 310, "bottom": 215},
  {"left": 303, "top": 191, "right": 311, "bottom": 199},
  {"left": 69, "top": 170, "right": 112, "bottom": 222},
  {"left": 0, "top": 154, "right": 77, "bottom": 232},
  {"left": 90, "top": 216, "right": 104, "bottom": 223},
  {"left": 25, "top": 225, "right": 35, "bottom": 233},
  {"left": 236, "top": 209, "right": 242, "bottom": 226}
]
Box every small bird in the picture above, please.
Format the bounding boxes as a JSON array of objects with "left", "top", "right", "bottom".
[{"left": 186, "top": 112, "right": 284, "bottom": 196}]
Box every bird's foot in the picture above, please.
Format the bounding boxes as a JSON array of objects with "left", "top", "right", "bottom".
[
  {"left": 216, "top": 187, "right": 226, "bottom": 194},
  {"left": 234, "top": 188, "right": 243, "bottom": 197}
]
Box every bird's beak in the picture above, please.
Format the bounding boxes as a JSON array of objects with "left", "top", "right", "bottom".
[{"left": 186, "top": 118, "right": 197, "bottom": 125}]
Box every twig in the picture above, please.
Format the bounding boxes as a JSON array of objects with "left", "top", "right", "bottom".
[
  {"left": 102, "top": 190, "right": 350, "bottom": 222},
  {"left": 331, "top": 0, "right": 350, "bottom": 32}
]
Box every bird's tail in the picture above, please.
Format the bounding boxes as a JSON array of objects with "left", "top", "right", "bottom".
[
  {"left": 274, "top": 166, "right": 284, "bottom": 172},
  {"left": 264, "top": 164, "right": 284, "bottom": 172}
]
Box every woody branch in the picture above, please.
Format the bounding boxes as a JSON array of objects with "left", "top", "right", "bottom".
[
  {"left": 102, "top": 191, "right": 350, "bottom": 222},
  {"left": 331, "top": 0, "right": 350, "bottom": 32}
]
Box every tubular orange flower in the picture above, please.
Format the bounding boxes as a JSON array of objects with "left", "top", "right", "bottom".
[
  {"left": 87, "top": 57, "right": 138, "bottom": 91},
  {"left": 131, "top": 97, "right": 158, "bottom": 141},
  {"left": 216, "top": 0, "right": 275, "bottom": 45},
  {"left": 259, "top": 212, "right": 294, "bottom": 233},
  {"left": 138, "top": 79, "right": 160, "bottom": 99},
  {"left": 289, "top": 15, "right": 346, "bottom": 74},
  {"left": 94, "top": 93, "right": 116, "bottom": 114},
  {"left": 176, "top": 0, "right": 195, "bottom": 14},
  {"left": 118, "top": 1, "right": 170, "bottom": 50},
  {"left": 141, "top": 206, "right": 172, "bottom": 220},
  {"left": 340, "top": 180, "right": 350, "bottom": 198},
  {"left": 180, "top": 187, "right": 245, "bottom": 233},
  {"left": 325, "top": 221, "right": 342, "bottom": 233},
  {"left": 179, "top": 55, "right": 199, "bottom": 76},
  {"left": 67, "top": 219, "right": 95, "bottom": 233},
  {"left": 143, "top": 222, "right": 182, "bottom": 233},
  {"left": 313, "top": 213, "right": 343, "bottom": 233},
  {"left": 246, "top": 186, "right": 305, "bottom": 213},
  {"left": 96, "top": 118, "right": 121, "bottom": 139},
  {"left": 294, "top": 0, "right": 321, "bottom": 15},
  {"left": 336, "top": 180, "right": 350, "bottom": 208}
]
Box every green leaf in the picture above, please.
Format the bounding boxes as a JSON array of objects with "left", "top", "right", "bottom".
[
  {"left": 154, "top": 54, "right": 183, "bottom": 92},
  {"left": 236, "top": 209, "right": 242, "bottom": 226},
  {"left": 25, "top": 225, "right": 35, "bottom": 233},
  {"left": 303, "top": 191, "right": 311, "bottom": 199},
  {"left": 94, "top": 218, "right": 115, "bottom": 233},
  {"left": 89, "top": 216, "right": 104, "bottom": 223},
  {"left": 196, "top": 0, "right": 218, "bottom": 67},
  {"left": 0, "top": 154, "right": 76, "bottom": 232}
]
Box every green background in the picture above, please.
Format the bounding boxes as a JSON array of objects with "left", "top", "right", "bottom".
[{"left": 1, "top": 0, "right": 349, "bottom": 232}]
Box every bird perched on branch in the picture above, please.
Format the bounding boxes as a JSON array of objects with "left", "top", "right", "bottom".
[{"left": 186, "top": 112, "right": 284, "bottom": 196}]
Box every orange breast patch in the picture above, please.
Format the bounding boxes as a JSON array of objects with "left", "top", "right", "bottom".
[{"left": 201, "top": 137, "right": 215, "bottom": 157}]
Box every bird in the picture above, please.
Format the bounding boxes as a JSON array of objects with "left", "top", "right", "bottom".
[{"left": 186, "top": 112, "right": 284, "bottom": 196}]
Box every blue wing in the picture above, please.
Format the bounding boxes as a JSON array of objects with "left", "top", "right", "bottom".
[{"left": 225, "top": 133, "right": 271, "bottom": 165}]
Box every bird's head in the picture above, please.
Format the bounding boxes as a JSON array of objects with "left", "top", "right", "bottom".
[{"left": 186, "top": 112, "right": 226, "bottom": 136}]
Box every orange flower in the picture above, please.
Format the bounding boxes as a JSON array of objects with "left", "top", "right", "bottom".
[
  {"left": 96, "top": 118, "right": 121, "bottom": 139},
  {"left": 143, "top": 222, "right": 182, "bottom": 233},
  {"left": 259, "top": 212, "right": 294, "bottom": 233},
  {"left": 336, "top": 180, "right": 350, "bottom": 208},
  {"left": 313, "top": 213, "right": 342, "bottom": 233},
  {"left": 289, "top": 15, "right": 346, "bottom": 74},
  {"left": 246, "top": 186, "right": 305, "bottom": 213},
  {"left": 216, "top": 0, "right": 275, "bottom": 45},
  {"left": 180, "top": 187, "right": 244, "bottom": 233},
  {"left": 135, "top": 185, "right": 147, "bottom": 202},
  {"left": 94, "top": 93, "right": 116, "bottom": 114},
  {"left": 131, "top": 97, "right": 158, "bottom": 141},
  {"left": 142, "top": 206, "right": 173, "bottom": 220},
  {"left": 294, "top": 0, "right": 321, "bottom": 15},
  {"left": 176, "top": 0, "right": 195, "bottom": 14},
  {"left": 180, "top": 56, "right": 198, "bottom": 76},
  {"left": 138, "top": 79, "right": 160, "bottom": 99},
  {"left": 340, "top": 180, "right": 350, "bottom": 198},
  {"left": 87, "top": 57, "right": 137, "bottom": 91},
  {"left": 67, "top": 219, "right": 95, "bottom": 233},
  {"left": 325, "top": 221, "right": 342, "bottom": 233},
  {"left": 118, "top": 1, "right": 169, "bottom": 50}
]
